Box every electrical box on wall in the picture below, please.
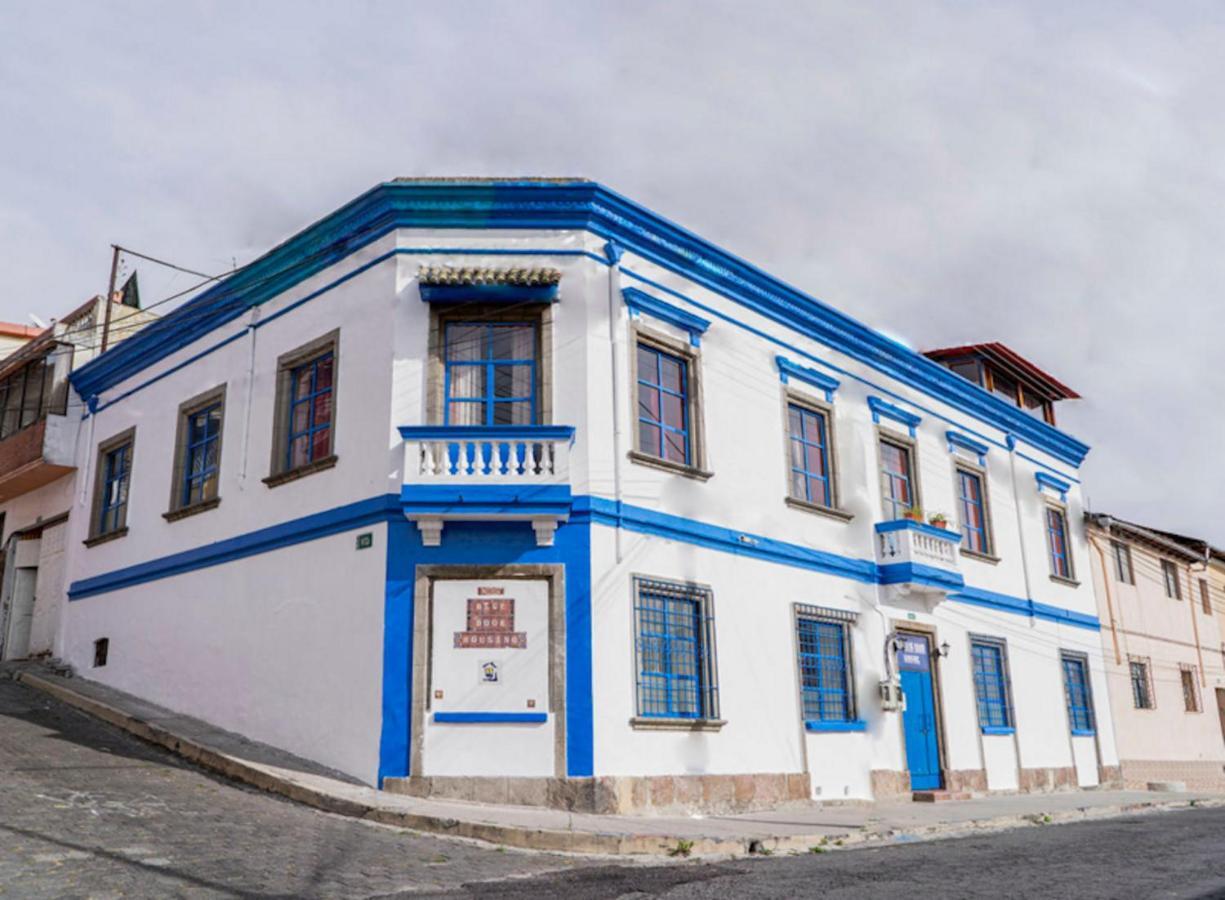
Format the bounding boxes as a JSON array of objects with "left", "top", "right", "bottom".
[{"left": 879, "top": 679, "right": 905, "bottom": 711}]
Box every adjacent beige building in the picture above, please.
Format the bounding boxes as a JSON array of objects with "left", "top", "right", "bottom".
[{"left": 1085, "top": 514, "right": 1225, "bottom": 790}]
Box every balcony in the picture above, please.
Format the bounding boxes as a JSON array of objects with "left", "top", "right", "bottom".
[
  {"left": 875, "top": 519, "right": 964, "bottom": 599},
  {"left": 398, "top": 425, "right": 575, "bottom": 547}
]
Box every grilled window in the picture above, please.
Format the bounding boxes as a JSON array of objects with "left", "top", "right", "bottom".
[
  {"left": 971, "top": 638, "right": 1012, "bottom": 729},
  {"left": 633, "top": 577, "right": 719, "bottom": 720}
]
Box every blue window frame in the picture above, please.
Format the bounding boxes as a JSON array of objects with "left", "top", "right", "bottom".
[
  {"left": 444, "top": 322, "right": 537, "bottom": 426},
  {"left": 788, "top": 403, "right": 832, "bottom": 507},
  {"left": 98, "top": 440, "right": 132, "bottom": 535},
  {"left": 180, "top": 402, "right": 222, "bottom": 508},
  {"left": 971, "top": 639, "right": 1012, "bottom": 729},
  {"left": 796, "top": 616, "right": 853, "bottom": 722},
  {"left": 1061, "top": 653, "right": 1094, "bottom": 733},
  {"left": 878, "top": 438, "right": 914, "bottom": 520},
  {"left": 633, "top": 577, "right": 717, "bottom": 720},
  {"left": 286, "top": 350, "right": 334, "bottom": 470},
  {"left": 636, "top": 342, "right": 690, "bottom": 465},
  {"left": 1046, "top": 506, "right": 1072, "bottom": 579},
  {"left": 957, "top": 468, "right": 989, "bottom": 554}
]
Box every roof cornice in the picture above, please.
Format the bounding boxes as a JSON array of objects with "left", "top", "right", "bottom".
[{"left": 70, "top": 180, "right": 1090, "bottom": 467}]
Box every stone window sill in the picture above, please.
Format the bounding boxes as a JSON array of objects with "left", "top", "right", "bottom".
[
  {"left": 629, "top": 716, "right": 726, "bottom": 732},
  {"left": 1049, "top": 573, "right": 1080, "bottom": 588},
  {"left": 163, "top": 496, "right": 221, "bottom": 522},
  {"left": 960, "top": 548, "right": 1001, "bottom": 565},
  {"left": 262, "top": 454, "right": 338, "bottom": 488},
  {"left": 627, "top": 450, "right": 713, "bottom": 482},
  {"left": 785, "top": 497, "right": 853, "bottom": 523},
  {"left": 83, "top": 527, "right": 129, "bottom": 548}
]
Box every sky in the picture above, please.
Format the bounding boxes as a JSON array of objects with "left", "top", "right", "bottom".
[{"left": 1, "top": 1, "right": 1222, "bottom": 543}]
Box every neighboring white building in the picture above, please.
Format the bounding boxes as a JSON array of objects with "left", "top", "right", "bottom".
[
  {"left": 55, "top": 180, "right": 1118, "bottom": 812},
  {"left": 0, "top": 295, "right": 156, "bottom": 662}
]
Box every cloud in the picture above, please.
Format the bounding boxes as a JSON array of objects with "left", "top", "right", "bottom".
[{"left": 1, "top": 0, "right": 1220, "bottom": 540}]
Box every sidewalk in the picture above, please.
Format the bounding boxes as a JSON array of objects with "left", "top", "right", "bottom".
[{"left": 14, "top": 667, "right": 1222, "bottom": 858}]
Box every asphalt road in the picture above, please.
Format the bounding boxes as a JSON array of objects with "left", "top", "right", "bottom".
[{"left": 3, "top": 677, "right": 1225, "bottom": 899}]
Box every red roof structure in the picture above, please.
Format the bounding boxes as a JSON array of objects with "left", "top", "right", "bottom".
[{"left": 924, "top": 342, "right": 1080, "bottom": 400}]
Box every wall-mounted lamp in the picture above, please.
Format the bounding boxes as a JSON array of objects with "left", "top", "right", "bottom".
[{"left": 938, "top": 640, "right": 951, "bottom": 658}]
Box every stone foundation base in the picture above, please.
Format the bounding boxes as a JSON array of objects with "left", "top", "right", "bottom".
[
  {"left": 1119, "top": 759, "right": 1225, "bottom": 793},
  {"left": 946, "top": 769, "right": 988, "bottom": 793},
  {"left": 1018, "top": 766, "right": 1078, "bottom": 793},
  {"left": 870, "top": 769, "right": 911, "bottom": 799},
  {"left": 384, "top": 772, "right": 812, "bottom": 815},
  {"left": 1097, "top": 765, "right": 1124, "bottom": 788}
]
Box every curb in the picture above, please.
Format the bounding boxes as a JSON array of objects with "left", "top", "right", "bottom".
[{"left": 17, "top": 672, "right": 1223, "bottom": 858}]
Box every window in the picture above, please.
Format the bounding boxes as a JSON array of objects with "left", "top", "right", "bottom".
[
  {"left": 956, "top": 467, "right": 990, "bottom": 555},
  {"left": 970, "top": 638, "right": 1012, "bottom": 730},
  {"left": 1162, "top": 560, "right": 1182, "bottom": 600},
  {"left": 636, "top": 342, "right": 692, "bottom": 466},
  {"left": 88, "top": 428, "right": 135, "bottom": 543},
  {"left": 1202, "top": 579, "right": 1213, "bottom": 616},
  {"left": 632, "top": 577, "right": 719, "bottom": 721},
  {"left": 268, "top": 332, "right": 338, "bottom": 484},
  {"left": 948, "top": 358, "right": 983, "bottom": 387},
  {"left": 1111, "top": 540, "right": 1134, "bottom": 585},
  {"left": 1060, "top": 653, "right": 1094, "bottom": 734},
  {"left": 0, "top": 357, "right": 57, "bottom": 440},
  {"left": 444, "top": 321, "right": 537, "bottom": 425},
  {"left": 787, "top": 402, "right": 833, "bottom": 508},
  {"left": 1045, "top": 506, "right": 1073, "bottom": 580},
  {"left": 169, "top": 387, "right": 225, "bottom": 516},
  {"left": 795, "top": 613, "right": 854, "bottom": 723},
  {"left": 1181, "top": 665, "right": 1201, "bottom": 713},
  {"left": 1129, "top": 657, "right": 1154, "bottom": 709},
  {"left": 990, "top": 368, "right": 1019, "bottom": 405},
  {"left": 878, "top": 438, "right": 915, "bottom": 520}
]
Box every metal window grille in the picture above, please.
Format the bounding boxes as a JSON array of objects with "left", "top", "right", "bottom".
[
  {"left": 444, "top": 322, "right": 537, "bottom": 426},
  {"left": 957, "top": 468, "right": 988, "bottom": 554},
  {"left": 796, "top": 616, "right": 853, "bottom": 722},
  {"left": 878, "top": 439, "right": 913, "bottom": 520},
  {"left": 633, "top": 577, "right": 717, "bottom": 719},
  {"left": 1046, "top": 508, "right": 1071, "bottom": 579},
  {"left": 286, "top": 350, "right": 334, "bottom": 468},
  {"left": 1180, "top": 665, "right": 1200, "bottom": 712},
  {"left": 1128, "top": 657, "right": 1154, "bottom": 709},
  {"left": 1111, "top": 540, "right": 1133, "bottom": 584},
  {"left": 787, "top": 403, "right": 832, "bottom": 507},
  {"left": 1162, "top": 560, "right": 1182, "bottom": 599},
  {"left": 98, "top": 442, "right": 131, "bottom": 534},
  {"left": 971, "top": 639, "right": 1011, "bottom": 728},
  {"left": 181, "top": 402, "right": 222, "bottom": 507},
  {"left": 636, "top": 343, "right": 690, "bottom": 465},
  {"left": 1060, "top": 653, "right": 1094, "bottom": 733}
]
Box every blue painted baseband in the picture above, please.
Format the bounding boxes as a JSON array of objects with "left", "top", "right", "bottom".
[
  {"left": 67, "top": 491, "right": 1101, "bottom": 633},
  {"left": 980, "top": 726, "right": 1016, "bottom": 736},
  {"left": 805, "top": 719, "right": 867, "bottom": 733},
  {"left": 400, "top": 484, "right": 573, "bottom": 518},
  {"left": 419, "top": 283, "right": 558, "bottom": 304},
  {"left": 1070, "top": 728, "right": 1096, "bottom": 737},
  {"left": 433, "top": 711, "right": 548, "bottom": 724}
]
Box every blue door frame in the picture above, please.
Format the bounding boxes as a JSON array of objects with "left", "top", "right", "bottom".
[{"left": 898, "top": 632, "right": 943, "bottom": 791}]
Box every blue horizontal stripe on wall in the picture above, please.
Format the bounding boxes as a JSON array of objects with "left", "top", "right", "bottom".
[
  {"left": 67, "top": 494, "right": 402, "bottom": 600},
  {"left": 68, "top": 181, "right": 1089, "bottom": 467},
  {"left": 432, "top": 711, "right": 548, "bottom": 724},
  {"left": 878, "top": 562, "right": 965, "bottom": 593},
  {"left": 980, "top": 726, "right": 1016, "bottom": 736},
  {"left": 66, "top": 491, "right": 1100, "bottom": 632},
  {"left": 805, "top": 719, "right": 867, "bottom": 733}
]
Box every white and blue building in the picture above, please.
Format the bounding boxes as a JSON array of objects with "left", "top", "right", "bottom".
[{"left": 56, "top": 179, "right": 1119, "bottom": 812}]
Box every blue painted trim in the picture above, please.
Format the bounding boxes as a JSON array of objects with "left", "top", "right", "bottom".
[
  {"left": 622, "top": 286, "right": 711, "bottom": 346},
  {"left": 980, "top": 726, "right": 1016, "bottom": 736},
  {"left": 875, "top": 519, "right": 962, "bottom": 543},
  {"left": 1070, "top": 728, "right": 1096, "bottom": 737},
  {"left": 947, "top": 430, "right": 990, "bottom": 463},
  {"left": 432, "top": 711, "right": 548, "bottom": 724},
  {"left": 1035, "top": 471, "right": 1071, "bottom": 499},
  {"left": 868, "top": 396, "right": 921, "bottom": 436},
  {"left": 805, "top": 719, "right": 867, "bottom": 733},
  {"left": 68, "top": 182, "right": 1089, "bottom": 467},
  {"left": 378, "top": 515, "right": 414, "bottom": 786},
  {"left": 398, "top": 425, "right": 576, "bottom": 442},
  {"left": 878, "top": 562, "right": 966, "bottom": 592},
  {"left": 776, "top": 355, "right": 839, "bottom": 401},
  {"left": 68, "top": 494, "right": 401, "bottom": 600},
  {"left": 574, "top": 495, "right": 879, "bottom": 585},
  {"left": 419, "top": 283, "right": 558, "bottom": 304},
  {"left": 400, "top": 484, "right": 573, "bottom": 518}
]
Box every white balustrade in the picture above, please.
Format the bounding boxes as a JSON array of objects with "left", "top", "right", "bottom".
[
  {"left": 875, "top": 521, "right": 960, "bottom": 571},
  {"left": 400, "top": 427, "right": 573, "bottom": 486}
]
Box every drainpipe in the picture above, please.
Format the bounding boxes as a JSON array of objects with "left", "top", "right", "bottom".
[
  {"left": 1006, "top": 435, "right": 1036, "bottom": 624},
  {"left": 237, "top": 307, "right": 261, "bottom": 489},
  {"left": 604, "top": 241, "right": 625, "bottom": 563},
  {"left": 1087, "top": 524, "right": 1123, "bottom": 665}
]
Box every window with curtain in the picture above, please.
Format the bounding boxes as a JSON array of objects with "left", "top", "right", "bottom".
[
  {"left": 878, "top": 439, "right": 914, "bottom": 520},
  {"left": 971, "top": 638, "right": 1012, "bottom": 729},
  {"left": 788, "top": 403, "right": 832, "bottom": 508},
  {"left": 632, "top": 577, "right": 718, "bottom": 720},
  {"left": 1046, "top": 507, "right": 1072, "bottom": 579},
  {"left": 956, "top": 468, "right": 989, "bottom": 554},
  {"left": 445, "top": 322, "right": 537, "bottom": 426},
  {"left": 636, "top": 342, "right": 691, "bottom": 465}
]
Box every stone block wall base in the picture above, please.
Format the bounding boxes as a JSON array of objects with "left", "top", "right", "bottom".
[
  {"left": 1018, "top": 766, "right": 1079, "bottom": 793},
  {"left": 1119, "top": 759, "right": 1225, "bottom": 793},
  {"left": 946, "top": 769, "right": 988, "bottom": 793},
  {"left": 870, "top": 769, "right": 911, "bottom": 800},
  {"left": 383, "top": 771, "right": 813, "bottom": 815},
  {"left": 1097, "top": 765, "right": 1124, "bottom": 789}
]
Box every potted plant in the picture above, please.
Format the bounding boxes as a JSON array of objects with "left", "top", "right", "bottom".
[
  {"left": 928, "top": 512, "right": 950, "bottom": 529},
  {"left": 903, "top": 506, "right": 925, "bottom": 522}
]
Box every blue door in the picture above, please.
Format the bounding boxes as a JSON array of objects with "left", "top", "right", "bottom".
[{"left": 898, "top": 634, "right": 942, "bottom": 790}]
